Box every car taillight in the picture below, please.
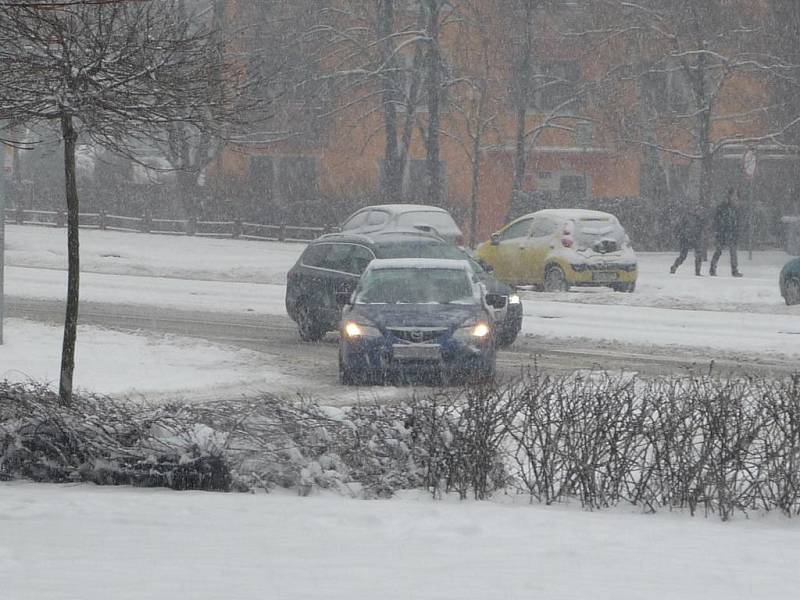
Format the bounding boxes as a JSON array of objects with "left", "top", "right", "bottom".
[{"left": 561, "top": 221, "right": 574, "bottom": 248}]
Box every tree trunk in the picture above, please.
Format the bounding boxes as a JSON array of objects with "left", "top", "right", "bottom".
[
  {"left": 510, "top": 1, "right": 535, "bottom": 217},
  {"left": 469, "top": 76, "right": 488, "bottom": 247},
  {"left": 59, "top": 112, "right": 80, "bottom": 406},
  {"left": 469, "top": 123, "right": 482, "bottom": 247},
  {"left": 424, "top": 0, "right": 442, "bottom": 206},
  {"left": 378, "top": 0, "right": 403, "bottom": 203}
]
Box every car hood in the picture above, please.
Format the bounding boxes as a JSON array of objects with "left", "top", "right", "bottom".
[
  {"left": 346, "top": 303, "right": 485, "bottom": 330},
  {"left": 476, "top": 272, "right": 512, "bottom": 295},
  {"left": 780, "top": 257, "right": 800, "bottom": 280}
]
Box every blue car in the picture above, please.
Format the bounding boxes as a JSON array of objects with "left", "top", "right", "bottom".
[
  {"left": 337, "top": 258, "right": 505, "bottom": 385},
  {"left": 779, "top": 256, "right": 800, "bottom": 305}
]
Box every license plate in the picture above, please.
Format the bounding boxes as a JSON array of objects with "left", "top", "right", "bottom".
[
  {"left": 393, "top": 344, "right": 441, "bottom": 361},
  {"left": 592, "top": 271, "right": 618, "bottom": 282}
]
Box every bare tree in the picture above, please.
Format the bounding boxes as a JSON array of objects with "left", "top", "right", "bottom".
[
  {"left": 591, "top": 1, "right": 794, "bottom": 210},
  {"left": 443, "top": 0, "right": 497, "bottom": 245},
  {"left": 307, "top": 1, "right": 427, "bottom": 204},
  {"left": 506, "top": 0, "right": 539, "bottom": 207},
  {"left": 0, "top": 0, "right": 261, "bottom": 404}
]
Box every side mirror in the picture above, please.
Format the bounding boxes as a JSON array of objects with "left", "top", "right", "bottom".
[
  {"left": 476, "top": 258, "right": 494, "bottom": 273},
  {"left": 336, "top": 291, "right": 352, "bottom": 307},
  {"left": 485, "top": 293, "right": 507, "bottom": 309},
  {"left": 490, "top": 232, "right": 500, "bottom": 246}
]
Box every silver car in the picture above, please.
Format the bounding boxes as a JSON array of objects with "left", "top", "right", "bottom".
[{"left": 340, "top": 204, "right": 463, "bottom": 244}]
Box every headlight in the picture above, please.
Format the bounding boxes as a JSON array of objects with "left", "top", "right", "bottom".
[
  {"left": 454, "top": 321, "right": 491, "bottom": 341},
  {"left": 471, "top": 323, "right": 491, "bottom": 338},
  {"left": 508, "top": 294, "right": 520, "bottom": 305},
  {"left": 343, "top": 321, "right": 381, "bottom": 339}
]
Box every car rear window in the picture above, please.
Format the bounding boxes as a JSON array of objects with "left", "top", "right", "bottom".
[
  {"left": 376, "top": 242, "right": 465, "bottom": 260},
  {"left": 356, "top": 268, "right": 474, "bottom": 304},
  {"left": 377, "top": 243, "right": 486, "bottom": 275},
  {"left": 341, "top": 211, "right": 368, "bottom": 230},
  {"left": 575, "top": 218, "right": 626, "bottom": 248},
  {"left": 395, "top": 211, "right": 458, "bottom": 233}
]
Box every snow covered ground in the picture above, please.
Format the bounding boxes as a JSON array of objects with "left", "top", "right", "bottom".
[
  {"left": 3, "top": 481, "right": 800, "bottom": 600},
  {"left": 4, "top": 226, "right": 800, "bottom": 599},
  {"left": 2, "top": 224, "right": 799, "bottom": 397}
]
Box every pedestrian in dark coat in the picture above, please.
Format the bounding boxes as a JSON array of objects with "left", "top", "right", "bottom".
[
  {"left": 709, "top": 188, "right": 743, "bottom": 277},
  {"left": 670, "top": 203, "right": 707, "bottom": 276}
]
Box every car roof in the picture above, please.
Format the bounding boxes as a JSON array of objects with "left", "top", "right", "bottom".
[
  {"left": 353, "top": 204, "right": 451, "bottom": 215},
  {"left": 516, "top": 208, "right": 618, "bottom": 222},
  {"left": 366, "top": 258, "right": 472, "bottom": 271}
]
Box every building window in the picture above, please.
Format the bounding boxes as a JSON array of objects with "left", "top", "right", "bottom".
[
  {"left": 574, "top": 122, "right": 594, "bottom": 146},
  {"left": 666, "top": 164, "right": 690, "bottom": 200},
  {"left": 277, "top": 156, "right": 317, "bottom": 203},
  {"left": 641, "top": 62, "right": 690, "bottom": 114},
  {"left": 537, "top": 171, "right": 559, "bottom": 192},
  {"left": 559, "top": 173, "right": 588, "bottom": 200},
  {"left": 533, "top": 60, "right": 582, "bottom": 113},
  {"left": 248, "top": 155, "right": 318, "bottom": 215}
]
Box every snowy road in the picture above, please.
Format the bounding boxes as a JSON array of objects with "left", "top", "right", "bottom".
[
  {"left": 6, "top": 276, "right": 799, "bottom": 386},
  {"left": 2, "top": 225, "right": 799, "bottom": 400}
]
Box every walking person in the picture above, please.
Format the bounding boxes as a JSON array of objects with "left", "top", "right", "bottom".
[
  {"left": 709, "top": 188, "right": 743, "bottom": 277},
  {"left": 670, "top": 202, "right": 707, "bottom": 276}
]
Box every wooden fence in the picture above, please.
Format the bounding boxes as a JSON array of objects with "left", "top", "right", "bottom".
[{"left": 2, "top": 208, "right": 330, "bottom": 243}]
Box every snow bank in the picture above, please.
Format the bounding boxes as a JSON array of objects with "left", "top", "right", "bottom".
[{"left": 2, "top": 481, "right": 798, "bottom": 600}]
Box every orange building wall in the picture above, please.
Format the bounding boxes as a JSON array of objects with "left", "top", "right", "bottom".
[{"left": 219, "top": 0, "right": 772, "bottom": 241}]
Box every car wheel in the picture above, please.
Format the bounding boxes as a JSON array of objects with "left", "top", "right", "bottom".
[
  {"left": 611, "top": 282, "right": 636, "bottom": 293},
  {"left": 296, "top": 302, "right": 325, "bottom": 342},
  {"left": 480, "top": 360, "right": 496, "bottom": 384},
  {"left": 338, "top": 347, "right": 358, "bottom": 385},
  {"left": 785, "top": 277, "right": 800, "bottom": 306},
  {"left": 543, "top": 266, "right": 569, "bottom": 293},
  {"left": 496, "top": 325, "right": 519, "bottom": 348}
]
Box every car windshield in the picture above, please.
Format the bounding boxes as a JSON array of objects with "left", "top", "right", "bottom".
[
  {"left": 575, "top": 218, "right": 626, "bottom": 248},
  {"left": 355, "top": 267, "right": 474, "bottom": 305}
]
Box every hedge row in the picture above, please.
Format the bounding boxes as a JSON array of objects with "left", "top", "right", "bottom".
[{"left": 2, "top": 371, "right": 799, "bottom": 521}]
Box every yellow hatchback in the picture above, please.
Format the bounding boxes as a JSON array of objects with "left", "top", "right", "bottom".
[{"left": 475, "top": 209, "right": 638, "bottom": 292}]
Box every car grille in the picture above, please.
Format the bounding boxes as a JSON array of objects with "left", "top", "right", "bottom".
[
  {"left": 573, "top": 262, "right": 636, "bottom": 272},
  {"left": 389, "top": 327, "right": 448, "bottom": 343}
]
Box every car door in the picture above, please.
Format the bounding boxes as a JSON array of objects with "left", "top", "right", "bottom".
[
  {"left": 318, "top": 243, "right": 376, "bottom": 324},
  {"left": 292, "top": 242, "right": 334, "bottom": 320},
  {"left": 486, "top": 218, "right": 534, "bottom": 284},
  {"left": 519, "top": 217, "right": 559, "bottom": 284}
]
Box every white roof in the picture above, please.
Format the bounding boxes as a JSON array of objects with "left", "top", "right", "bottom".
[
  {"left": 366, "top": 258, "right": 472, "bottom": 271},
  {"left": 359, "top": 204, "right": 450, "bottom": 214},
  {"left": 518, "top": 208, "right": 618, "bottom": 221}
]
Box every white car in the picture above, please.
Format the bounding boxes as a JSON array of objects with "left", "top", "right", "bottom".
[{"left": 340, "top": 204, "right": 463, "bottom": 244}]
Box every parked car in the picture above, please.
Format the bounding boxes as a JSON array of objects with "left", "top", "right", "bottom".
[
  {"left": 340, "top": 204, "right": 463, "bottom": 243},
  {"left": 337, "top": 258, "right": 504, "bottom": 385},
  {"left": 285, "top": 229, "right": 523, "bottom": 345},
  {"left": 475, "top": 208, "right": 638, "bottom": 292},
  {"left": 779, "top": 256, "right": 800, "bottom": 305}
]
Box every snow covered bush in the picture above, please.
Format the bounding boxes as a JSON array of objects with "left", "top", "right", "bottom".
[
  {"left": 4, "top": 372, "right": 800, "bottom": 521},
  {"left": 0, "top": 382, "right": 231, "bottom": 491}
]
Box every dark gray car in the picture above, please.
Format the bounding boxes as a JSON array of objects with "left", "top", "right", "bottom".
[{"left": 285, "top": 230, "right": 523, "bottom": 345}]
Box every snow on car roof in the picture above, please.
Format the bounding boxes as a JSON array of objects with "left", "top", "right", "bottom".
[
  {"left": 366, "top": 258, "right": 472, "bottom": 271},
  {"left": 519, "top": 208, "right": 617, "bottom": 221},
  {"left": 358, "top": 204, "right": 451, "bottom": 214}
]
